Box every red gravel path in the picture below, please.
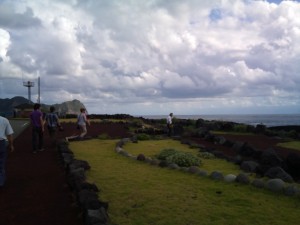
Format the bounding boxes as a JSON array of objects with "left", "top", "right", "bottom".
[
  {"left": 0, "top": 122, "right": 130, "bottom": 225},
  {"left": 190, "top": 133, "right": 300, "bottom": 159}
]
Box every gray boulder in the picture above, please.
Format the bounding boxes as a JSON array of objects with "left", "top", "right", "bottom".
[
  {"left": 231, "top": 141, "right": 245, "bottom": 153},
  {"left": 137, "top": 153, "right": 146, "bottom": 161},
  {"left": 210, "top": 171, "right": 224, "bottom": 180},
  {"left": 240, "top": 161, "right": 259, "bottom": 173},
  {"left": 224, "top": 174, "right": 236, "bottom": 183},
  {"left": 260, "top": 149, "right": 283, "bottom": 170},
  {"left": 284, "top": 185, "right": 300, "bottom": 196},
  {"left": 168, "top": 163, "right": 180, "bottom": 170},
  {"left": 188, "top": 166, "right": 200, "bottom": 174},
  {"left": 265, "top": 178, "right": 285, "bottom": 192},
  {"left": 236, "top": 173, "right": 250, "bottom": 184},
  {"left": 264, "top": 166, "right": 294, "bottom": 183}
]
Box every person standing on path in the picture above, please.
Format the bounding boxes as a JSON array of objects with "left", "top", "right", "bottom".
[
  {"left": 65, "top": 108, "right": 90, "bottom": 141},
  {"left": 77, "top": 108, "right": 90, "bottom": 139},
  {"left": 45, "top": 106, "right": 61, "bottom": 146},
  {"left": 0, "top": 116, "right": 14, "bottom": 187},
  {"left": 30, "top": 103, "right": 44, "bottom": 153},
  {"left": 166, "top": 113, "right": 173, "bottom": 137}
]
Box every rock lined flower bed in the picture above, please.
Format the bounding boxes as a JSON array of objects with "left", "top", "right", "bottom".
[
  {"left": 56, "top": 140, "right": 110, "bottom": 225},
  {"left": 115, "top": 137, "right": 300, "bottom": 197}
]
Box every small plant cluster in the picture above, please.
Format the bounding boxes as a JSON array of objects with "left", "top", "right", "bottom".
[
  {"left": 156, "top": 148, "right": 201, "bottom": 167},
  {"left": 136, "top": 133, "right": 151, "bottom": 140}
]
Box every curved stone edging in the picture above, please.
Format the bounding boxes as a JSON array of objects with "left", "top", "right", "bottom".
[
  {"left": 56, "top": 139, "right": 110, "bottom": 225},
  {"left": 115, "top": 138, "right": 300, "bottom": 198}
]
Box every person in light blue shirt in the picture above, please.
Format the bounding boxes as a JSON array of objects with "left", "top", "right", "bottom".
[
  {"left": 0, "top": 116, "right": 14, "bottom": 187},
  {"left": 45, "top": 106, "right": 61, "bottom": 146}
]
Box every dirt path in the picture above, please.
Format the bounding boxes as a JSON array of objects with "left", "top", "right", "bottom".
[{"left": 0, "top": 122, "right": 130, "bottom": 225}]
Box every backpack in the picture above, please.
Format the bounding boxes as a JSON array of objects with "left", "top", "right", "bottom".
[{"left": 46, "top": 113, "right": 58, "bottom": 128}]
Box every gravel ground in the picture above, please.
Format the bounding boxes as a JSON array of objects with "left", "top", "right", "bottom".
[{"left": 0, "top": 121, "right": 130, "bottom": 225}]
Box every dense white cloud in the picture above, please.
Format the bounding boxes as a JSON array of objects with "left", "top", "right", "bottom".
[{"left": 0, "top": 0, "right": 299, "bottom": 115}]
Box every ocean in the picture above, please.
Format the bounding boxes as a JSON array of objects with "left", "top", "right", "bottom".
[{"left": 140, "top": 114, "right": 300, "bottom": 127}]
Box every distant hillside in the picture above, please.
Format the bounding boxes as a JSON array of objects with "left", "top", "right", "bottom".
[
  {"left": 0, "top": 96, "right": 86, "bottom": 117},
  {"left": 52, "top": 99, "right": 86, "bottom": 115}
]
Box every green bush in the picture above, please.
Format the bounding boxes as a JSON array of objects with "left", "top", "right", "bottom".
[
  {"left": 233, "top": 124, "right": 248, "bottom": 133},
  {"left": 166, "top": 152, "right": 201, "bottom": 167},
  {"left": 156, "top": 148, "right": 179, "bottom": 160},
  {"left": 288, "top": 130, "right": 298, "bottom": 139},
  {"left": 136, "top": 133, "right": 151, "bottom": 140}
]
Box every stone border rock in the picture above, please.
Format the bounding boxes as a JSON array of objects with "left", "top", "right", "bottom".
[
  {"left": 115, "top": 137, "right": 300, "bottom": 198},
  {"left": 56, "top": 139, "right": 110, "bottom": 225}
]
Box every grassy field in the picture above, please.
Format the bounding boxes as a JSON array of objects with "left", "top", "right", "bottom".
[
  {"left": 124, "top": 139, "right": 241, "bottom": 175},
  {"left": 277, "top": 141, "right": 300, "bottom": 151},
  {"left": 70, "top": 139, "right": 300, "bottom": 225}
]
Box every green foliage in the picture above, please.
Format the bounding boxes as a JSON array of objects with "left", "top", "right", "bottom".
[
  {"left": 136, "top": 133, "right": 151, "bottom": 140},
  {"left": 166, "top": 152, "right": 202, "bottom": 167},
  {"left": 156, "top": 148, "right": 179, "bottom": 160},
  {"left": 287, "top": 130, "right": 298, "bottom": 139},
  {"left": 277, "top": 141, "right": 300, "bottom": 151},
  {"left": 71, "top": 139, "right": 300, "bottom": 225},
  {"left": 233, "top": 124, "right": 248, "bottom": 133},
  {"left": 198, "top": 152, "right": 216, "bottom": 159}
]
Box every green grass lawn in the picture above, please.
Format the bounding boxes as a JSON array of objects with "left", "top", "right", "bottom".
[
  {"left": 124, "top": 139, "right": 241, "bottom": 175},
  {"left": 70, "top": 139, "right": 300, "bottom": 225},
  {"left": 277, "top": 141, "right": 300, "bottom": 151}
]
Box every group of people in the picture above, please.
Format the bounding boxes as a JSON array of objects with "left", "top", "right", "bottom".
[
  {"left": 30, "top": 104, "right": 90, "bottom": 152},
  {"left": 1, "top": 107, "right": 173, "bottom": 187},
  {"left": 0, "top": 104, "right": 90, "bottom": 187}
]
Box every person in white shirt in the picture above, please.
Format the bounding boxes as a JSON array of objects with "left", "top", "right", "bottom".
[
  {"left": 0, "top": 116, "right": 14, "bottom": 187},
  {"left": 77, "top": 108, "right": 90, "bottom": 138},
  {"left": 166, "top": 113, "right": 173, "bottom": 137},
  {"left": 65, "top": 108, "right": 90, "bottom": 142}
]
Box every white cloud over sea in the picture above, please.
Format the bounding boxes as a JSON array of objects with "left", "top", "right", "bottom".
[{"left": 0, "top": 0, "right": 299, "bottom": 115}]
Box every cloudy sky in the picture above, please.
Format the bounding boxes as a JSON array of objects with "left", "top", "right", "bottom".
[{"left": 0, "top": 0, "right": 299, "bottom": 115}]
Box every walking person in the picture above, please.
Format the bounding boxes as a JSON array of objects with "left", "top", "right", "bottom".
[
  {"left": 77, "top": 108, "right": 90, "bottom": 139},
  {"left": 66, "top": 108, "right": 90, "bottom": 141},
  {"left": 166, "top": 113, "right": 173, "bottom": 137},
  {"left": 30, "top": 103, "right": 44, "bottom": 153},
  {"left": 0, "top": 116, "right": 14, "bottom": 187},
  {"left": 45, "top": 106, "right": 61, "bottom": 146}
]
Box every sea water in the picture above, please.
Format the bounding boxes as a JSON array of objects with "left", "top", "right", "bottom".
[{"left": 141, "top": 114, "right": 300, "bottom": 127}]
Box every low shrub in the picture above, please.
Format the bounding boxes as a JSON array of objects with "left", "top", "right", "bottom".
[
  {"left": 288, "top": 130, "right": 298, "bottom": 139},
  {"left": 166, "top": 152, "right": 201, "bottom": 167},
  {"left": 136, "top": 133, "right": 151, "bottom": 140},
  {"left": 156, "top": 148, "right": 179, "bottom": 160},
  {"left": 233, "top": 124, "right": 248, "bottom": 133}
]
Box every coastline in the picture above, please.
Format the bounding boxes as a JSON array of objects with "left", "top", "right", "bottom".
[{"left": 139, "top": 114, "right": 300, "bottom": 127}]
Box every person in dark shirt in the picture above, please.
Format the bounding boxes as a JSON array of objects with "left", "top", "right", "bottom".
[{"left": 30, "top": 103, "right": 44, "bottom": 153}]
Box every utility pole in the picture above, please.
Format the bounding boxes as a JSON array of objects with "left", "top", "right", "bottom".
[
  {"left": 23, "top": 80, "right": 35, "bottom": 103},
  {"left": 37, "top": 76, "right": 40, "bottom": 104}
]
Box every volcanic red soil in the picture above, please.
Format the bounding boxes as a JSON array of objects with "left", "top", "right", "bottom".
[
  {"left": 0, "top": 122, "right": 130, "bottom": 225},
  {"left": 0, "top": 121, "right": 298, "bottom": 225}
]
